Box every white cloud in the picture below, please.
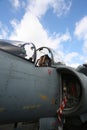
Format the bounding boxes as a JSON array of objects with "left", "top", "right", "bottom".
[
  {"left": 28, "top": 0, "right": 51, "bottom": 18},
  {"left": 57, "top": 30, "right": 71, "bottom": 43},
  {"left": 14, "top": 0, "right": 20, "bottom": 8},
  {"left": 28, "top": 0, "right": 72, "bottom": 18},
  {"left": 9, "top": 0, "right": 20, "bottom": 9},
  {"left": 10, "top": 19, "right": 19, "bottom": 28},
  {"left": 9, "top": 12, "right": 71, "bottom": 49},
  {"left": 51, "top": 0, "right": 72, "bottom": 17},
  {"left": 64, "top": 52, "right": 79, "bottom": 63},
  {"left": 67, "top": 63, "right": 80, "bottom": 68},
  {"left": 74, "top": 16, "right": 87, "bottom": 53},
  {"left": 9, "top": 0, "right": 71, "bottom": 49},
  {"left": 0, "top": 21, "right": 9, "bottom": 39},
  {"left": 9, "top": 0, "right": 72, "bottom": 17},
  {"left": 9, "top": 0, "right": 26, "bottom": 9},
  {"left": 63, "top": 52, "right": 82, "bottom": 68},
  {"left": 74, "top": 16, "right": 87, "bottom": 39}
]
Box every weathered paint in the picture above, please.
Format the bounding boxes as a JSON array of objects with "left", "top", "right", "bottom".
[
  {"left": 0, "top": 50, "right": 60, "bottom": 123},
  {"left": 0, "top": 107, "right": 6, "bottom": 112},
  {"left": 23, "top": 104, "right": 41, "bottom": 110},
  {"left": 40, "top": 95, "right": 48, "bottom": 100}
]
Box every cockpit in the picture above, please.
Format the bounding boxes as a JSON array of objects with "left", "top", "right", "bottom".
[
  {"left": 0, "top": 40, "right": 64, "bottom": 67},
  {"left": 21, "top": 42, "right": 65, "bottom": 66}
]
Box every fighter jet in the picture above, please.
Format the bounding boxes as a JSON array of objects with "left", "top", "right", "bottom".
[{"left": 0, "top": 39, "right": 87, "bottom": 130}]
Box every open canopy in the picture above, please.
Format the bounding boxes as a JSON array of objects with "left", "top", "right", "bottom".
[{"left": 0, "top": 40, "right": 64, "bottom": 66}]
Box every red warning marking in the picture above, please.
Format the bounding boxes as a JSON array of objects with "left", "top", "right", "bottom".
[
  {"left": 48, "top": 69, "right": 52, "bottom": 75},
  {"left": 57, "top": 96, "right": 67, "bottom": 123}
]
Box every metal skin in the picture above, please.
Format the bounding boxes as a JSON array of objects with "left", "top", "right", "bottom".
[
  {"left": 1, "top": 40, "right": 87, "bottom": 129},
  {"left": 0, "top": 50, "right": 60, "bottom": 124}
]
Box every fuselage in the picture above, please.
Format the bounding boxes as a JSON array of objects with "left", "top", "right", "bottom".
[{"left": 0, "top": 50, "right": 60, "bottom": 123}]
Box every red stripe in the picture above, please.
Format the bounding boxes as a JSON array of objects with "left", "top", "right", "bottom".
[{"left": 57, "top": 96, "right": 67, "bottom": 123}]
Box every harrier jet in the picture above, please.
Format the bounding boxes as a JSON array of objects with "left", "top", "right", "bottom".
[{"left": 0, "top": 39, "right": 87, "bottom": 130}]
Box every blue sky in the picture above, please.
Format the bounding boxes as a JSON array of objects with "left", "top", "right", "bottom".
[{"left": 0, "top": 0, "right": 87, "bottom": 67}]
